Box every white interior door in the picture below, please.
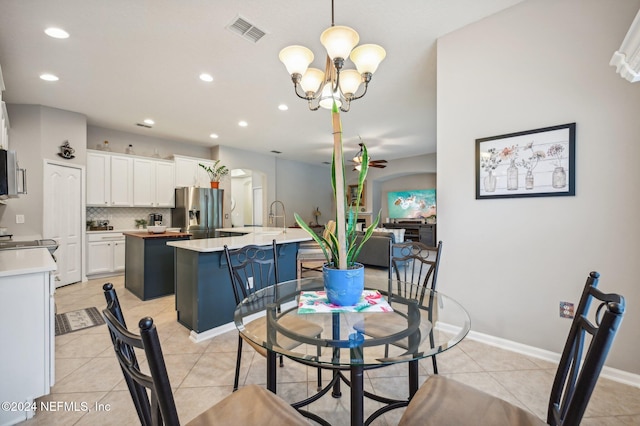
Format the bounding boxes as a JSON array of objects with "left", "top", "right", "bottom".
[
  {"left": 253, "top": 187, "right": 263, "bottom": 226},
  {"left": 43, "top": 162, "right": 83, "bottom": 287}
]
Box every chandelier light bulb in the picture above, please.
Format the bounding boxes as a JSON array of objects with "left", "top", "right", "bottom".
[
  {"left": 338, "top": 69, "right": 362, "bottom": 96},
  {"left": 320, "top": 26, "right": 359, "bottom": 61},
  {"left": 300, "top": 68, "right": 325, "bottom": 94},
  {"left": 350, "top": 44, "right": 386, "bottom": 74},
  {"left": 279, "top": 45, "right": 314, "bottom": 76}
]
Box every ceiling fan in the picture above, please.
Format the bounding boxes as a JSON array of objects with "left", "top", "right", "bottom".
[{"left": 351, "top": 142, "right": 387, "bottom": 170}]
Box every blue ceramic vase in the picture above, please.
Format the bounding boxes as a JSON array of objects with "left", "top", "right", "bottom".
[{"left": 323, "top": 263, "right": 365, "bottom": 306}]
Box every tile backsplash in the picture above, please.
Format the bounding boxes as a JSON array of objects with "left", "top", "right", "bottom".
[{"left": 86, "top": 207, "right": 172, "bottom": 229}]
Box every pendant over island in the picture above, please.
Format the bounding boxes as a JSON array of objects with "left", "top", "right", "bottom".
[{"left": 166, "top": 227, "right": 312, "bottom": 342}]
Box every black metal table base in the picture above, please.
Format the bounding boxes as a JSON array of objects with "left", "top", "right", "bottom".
[{"left": 273, "top": 359, "right": 413, "bottom": 426}]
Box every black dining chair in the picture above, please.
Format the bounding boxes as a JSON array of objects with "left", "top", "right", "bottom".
[
  {"left": 398, "top": 271, "right": 626, "bottom": 426},
  {"left": 101, "top": 283, "right": 308, "bottom": 426},
  {"left": 224, "top": 240, "right": 323, "bottom": 391},
  {"left": 354, "top": 240, "right": 443, "bottom": 373}
]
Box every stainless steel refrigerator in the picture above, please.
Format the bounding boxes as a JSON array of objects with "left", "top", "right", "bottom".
[{"left": 172, "top": 187, "right": 223, "bottom": 239}]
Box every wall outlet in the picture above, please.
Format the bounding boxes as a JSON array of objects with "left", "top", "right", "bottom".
[
  {"left": 560, "top": 301, "right": 574, "bottom": 319},
  {"left": 16, "top": 214, "right": 25, "bottom": 224}
]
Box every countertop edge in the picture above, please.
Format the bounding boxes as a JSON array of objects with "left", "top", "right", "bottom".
[
  {"left": 0, "top": 248, "right": 57, "bottom": 277},
  {"left": 167, "top": 227, "right": 312, "bottom": 252}
]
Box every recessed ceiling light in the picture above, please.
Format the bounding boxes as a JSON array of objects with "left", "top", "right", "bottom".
[
  {"left": 143, "top": 119, "right": 155, "bottom": 125},
  {"left": 210, "top": 133, "right": 219, "bottom": 139},
  {"left": 199, "top": 73, "right": 213, "bottom": 82},
  {"left": 44, "top": 27, "right": 69, "bottom": 39},
  {"left": 278, "top": 104, "right": 288, "bottom": 111},
  {"left": 40, "top": 73, "right": 59, "bottom": 81},
  {"left": 238, "top": 121, "right": 248, "bottom": 127}
]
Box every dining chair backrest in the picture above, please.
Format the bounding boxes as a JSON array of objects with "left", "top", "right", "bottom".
[
  {"left": 224, "top": 239, "right": 279, "bottom": 304},
  {"left": 102, "top": 284, "right": 179, "bottom": 426},
  {"left": 389, "top": 240, "right": 442, "bottom": 302},
  {"left": 547, "top": 271, "right": 625, "bottom": 426}
]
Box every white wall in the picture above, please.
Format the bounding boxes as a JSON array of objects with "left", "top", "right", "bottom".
[
  {"left": 438, "top": 0, "right": 640, "bottom": 374},
  {"left": 87, "top": 126, "right": 210, "bottom": 159},
  {"left": 1, "top": 105, "right": 87, "bottom": 238}
]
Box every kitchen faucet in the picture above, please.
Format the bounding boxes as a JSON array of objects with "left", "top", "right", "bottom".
[{"left": 268, "top": 200, "right": 286, "bottom": 233}]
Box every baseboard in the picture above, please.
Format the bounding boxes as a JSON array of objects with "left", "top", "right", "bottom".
[{"left": 438, "top": 324, "right": 640, "bottom": 388}]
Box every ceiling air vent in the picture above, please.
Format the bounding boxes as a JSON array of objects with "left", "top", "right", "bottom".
[{"left": 226, "top": 15, "right": 267, "bottom": 43}]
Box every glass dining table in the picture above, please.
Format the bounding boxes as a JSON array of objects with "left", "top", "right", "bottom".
[{"left": 234, "top": 275, "right": 471, "bottom": 426}]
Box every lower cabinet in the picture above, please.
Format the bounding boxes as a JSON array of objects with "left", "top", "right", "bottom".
[
  {"left": 0, "top": 265, "right": 55, "bottom": 425},
  {"left": 87, "top": 233, "right": 126, "bottom": 276}
]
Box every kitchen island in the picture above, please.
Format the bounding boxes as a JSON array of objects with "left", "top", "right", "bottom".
[
  {"left": 167, "top": 227, "right": 312, "bottom": 341},
  {"left": 123, "top": 231, "right": 192, "bottom": 301}
]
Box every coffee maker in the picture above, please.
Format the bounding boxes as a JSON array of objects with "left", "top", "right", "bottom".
[{"left": 149, "top": 213, "right": 163, "bottom": 226}]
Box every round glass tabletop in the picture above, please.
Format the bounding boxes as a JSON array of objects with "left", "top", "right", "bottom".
[{"left": 234, "top": 276, "right": 471, "bottom": 368}]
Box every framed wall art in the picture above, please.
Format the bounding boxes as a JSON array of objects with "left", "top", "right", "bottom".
[
  {"left": 475, "top": 123, "right": 576, "bottom": 199},
  {"left": 348, "top": 183, "right": 365, "bottom": 206}
]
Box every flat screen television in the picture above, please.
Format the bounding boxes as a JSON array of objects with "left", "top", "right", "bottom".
[{"left": 387, "top": 189, "right": 436, "bottom": 219}]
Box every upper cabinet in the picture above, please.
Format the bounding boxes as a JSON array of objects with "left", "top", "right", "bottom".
[
  {"left": 133, "top": 157, "right": 175, "bottom": 207},
  {"left": 174, "top": 155, "right": 213, "bottom": 188},
  {"left": 86, "top": 151, "right": 134, "bottom": 206},
  {"left": 86, "top": 152, "right": 110, "bottom": 206},
  {"left": 87, "top": 150, "right": 176, "bottom": 208}
]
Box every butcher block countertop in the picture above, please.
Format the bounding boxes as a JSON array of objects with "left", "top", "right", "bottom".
[{"left": 123, "top": 231, "right": 192, "bottom": 239}]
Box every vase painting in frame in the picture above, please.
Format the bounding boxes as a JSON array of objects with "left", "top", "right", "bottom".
[{"left": 475, "top": 123, "right": 576, "bottom": 199}]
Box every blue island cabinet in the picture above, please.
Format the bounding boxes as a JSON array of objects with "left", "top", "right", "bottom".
[{"left": 174, "top": 242, "right": 299, "bottom": 335}]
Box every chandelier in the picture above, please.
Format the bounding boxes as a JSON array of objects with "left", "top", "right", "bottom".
[{"left": 278, "top": 0, "right": 386, "bottom": 112}]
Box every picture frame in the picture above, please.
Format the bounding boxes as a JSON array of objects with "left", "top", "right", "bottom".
[
  {"left": 348, "top": 183, "right": 365, "bottom": 206},
  {"left": 475, "top": 123, "right": 576, "bottom": 199}
]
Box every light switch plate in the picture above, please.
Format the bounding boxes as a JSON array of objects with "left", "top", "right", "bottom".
[{"left": 16, "top": 214, "right": 25, "bottom": 224}]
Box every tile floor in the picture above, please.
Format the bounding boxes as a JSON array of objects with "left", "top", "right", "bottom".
[{"left": 21, "top": 269, "right": 640, "bottom": 425}]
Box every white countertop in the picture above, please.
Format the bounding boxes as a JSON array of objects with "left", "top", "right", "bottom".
[
  {"left": 0, "top": 248, "right": 57, "bottom": 278},
  {"left": 166, "top": 227, "right": 312, "bottom": 252}
]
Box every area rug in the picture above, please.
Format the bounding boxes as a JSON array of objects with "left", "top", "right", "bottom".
[{"left": 55, "top": 307, "right": 105, "bottom": 336}]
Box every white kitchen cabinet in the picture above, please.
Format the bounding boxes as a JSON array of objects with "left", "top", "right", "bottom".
[
  {"left": 110, "top": 154, "right": 134, "bottom": 206},
  {"left": 133, "top": 157, "right": 175, "bottom": 207},
  {"left": 174, "top": 155, "right": 213, "bottom": 188},
  {"left": 0, "top": 249, "right": 56, "bottom": 425},
  {"left": 133, "top": 158, "right": 154, "bottom": 207},
  {"left": 155, "top": 160, "right": 176, "bottom": 206},
  {"left": 87, "top": 232, "right": 125, "bottom": 276},
  {"left": 86, "top": 151, "right": 110, "bottom": 205},
  {"left": 86, "top": 151, "right": 134, "bottom": 206}
]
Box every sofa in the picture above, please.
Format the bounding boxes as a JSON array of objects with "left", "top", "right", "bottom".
[{"left": 354, "top": 231, "right": 395, "bottom": 268}]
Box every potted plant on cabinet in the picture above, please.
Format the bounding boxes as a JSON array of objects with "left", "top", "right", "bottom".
[
  {"left": 199, "top": 160, "right": 229, "bottom": 188},
  {"left": 295, "top": 102, "right": 380, "bottom": 306}
]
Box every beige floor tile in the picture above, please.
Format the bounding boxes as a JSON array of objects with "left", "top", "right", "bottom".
[
  {"left": 51, "top": 356, "right": 122, "bottom": 394},
  {"left": 489, "top": 369, "right": 555, "bottom": 420},
  {"left": 458, "top": 338, "right": 542, "bottom": 371},
  {"left": 180, "top": 351, "right": 251, "bottom": 388},
  {"left": 21, "top": 391, "right": 107, "bottom": 425},
  {"left": 74, "top": 390, "right": 140, "bottom": 426}
]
